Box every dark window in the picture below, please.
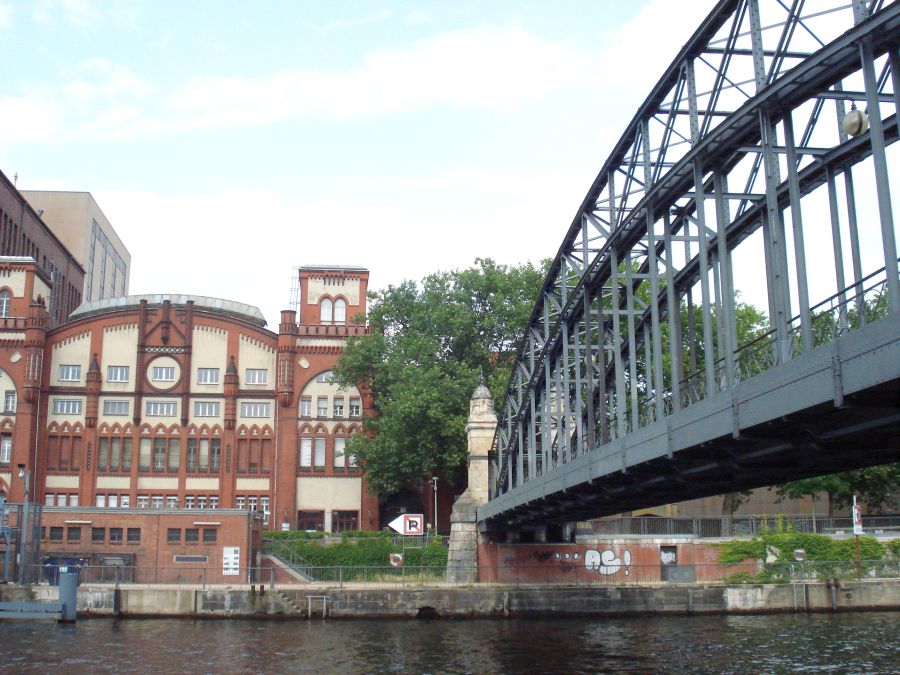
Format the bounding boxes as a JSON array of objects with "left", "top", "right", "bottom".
[
  {"left": 41, "top": 526, "right": 46, "bottom": 540},
  {"left": 126, "top": 528, "right": 141, "bottom": 543},
  {"left": 167, "top": 528, "right": 181, "bottom": 543},
  {"left": 332, "top": 511, "right": 359, "bottom": 533},
  {"left": 91, "top": 527, "right": 105, "bottom": 543},
  {"left": 202, "top": 528, "right": 217, "bottom": 544},
  {"left": 49, "top": 526, "right": 63, "bottom": 542},
  {"left": 109, "top": 527, "right": 123, "bottom": 543},
  {"left": 185, "top": 528, "right": 199, "bottom": 543},
  {"left": 67, "top": 526, "right": 81, "bottom": 543},
  {"left": 297, "top": 510, "right": 324, "bottom": 532}
]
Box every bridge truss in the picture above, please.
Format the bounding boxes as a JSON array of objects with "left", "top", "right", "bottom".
[{"left": 484, "top": 0, "right": 900, "bottom": 530}]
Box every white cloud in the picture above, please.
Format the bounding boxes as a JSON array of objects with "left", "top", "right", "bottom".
[
  {"left": 0, "top": 96, "right": 59, "bottom": 142},
  {"left": 595, "top": 0, "right": 715, "bottom": 98},
  {"left": 77, "top": 158, "right": 589, "bottom": 327},
  {"left": 33, "top": 0, "right": 101, "bottom": 28},
  {"left": 0, "top": 3, "right": 12, "bottom": 29},
  {"left": 320, "top": 8, "right": 392, "bottom": 32},
  {"left": 405, "top": 10, "right": 428, "bottom": 26},
  {"left": 31, "top": 0, "right": 135, "bottom": 29},
  {"left": 2, "top": 25, "right": 594, "bottom": 143},
  {"left": 166, "top": 26, "right": 593, "bottom": 126}
]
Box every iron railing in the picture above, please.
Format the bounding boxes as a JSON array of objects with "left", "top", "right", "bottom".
[
  {"left": 577, "top": 515, "right": 900, "bottom": 538},
  {"left": 21, "top": 559, "right": 900, "bottom": 590}
]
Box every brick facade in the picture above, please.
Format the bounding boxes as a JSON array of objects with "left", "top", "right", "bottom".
[{"left": 0, "top": 264, "right": 379, "bottom": 539}]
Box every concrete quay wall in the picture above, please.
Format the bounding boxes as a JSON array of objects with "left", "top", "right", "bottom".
[{"left": 10, "top": 579, "right": 899, "bottom": 619}]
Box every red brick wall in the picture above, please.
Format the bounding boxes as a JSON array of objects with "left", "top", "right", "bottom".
[
  {"left": 477, "top": 541, "right": 755, "bottom": 584},
  {"left": 40, "top": 508, "right": 261, "bottom": 584}
]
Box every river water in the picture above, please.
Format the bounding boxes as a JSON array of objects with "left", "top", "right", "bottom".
[{"left": 1, "top": 612, "right": 898, "bottom": 673}]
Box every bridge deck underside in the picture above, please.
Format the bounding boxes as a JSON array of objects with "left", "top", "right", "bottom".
[{"left": 480, "top": 315, "right": 900, "bottom": 530}]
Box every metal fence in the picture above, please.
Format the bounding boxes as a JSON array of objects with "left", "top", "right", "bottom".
[
  {"left": 0, "top": 502, "right": 44, "bottom": 584},
  {"left": 22, "top": 559, "right": 900, "bottom": 590},
  {"left": 577, "top": 515, "right": 900, "bottom": 538}
]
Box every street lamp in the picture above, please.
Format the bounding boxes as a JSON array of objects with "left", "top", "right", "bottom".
[
  {"left": 17, "top": 463, "right": 30, "bottom": 585},
  {"left": 431, "top": 476, "right": 438, "bottom": 536}
]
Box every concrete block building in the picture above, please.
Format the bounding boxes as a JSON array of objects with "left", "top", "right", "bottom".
[{"left": 20, "top": 190, "right": 131, "bottom": 303}]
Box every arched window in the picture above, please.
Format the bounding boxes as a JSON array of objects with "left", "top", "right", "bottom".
[
  {"left": 0, "top": 290, "right": 10, "bottom": 318},
  {"left": 334, "top": 298, "right": 346, "bottom": 324},
  {"left": 320, "top": 298, "right": 333, "bottom": 323}
]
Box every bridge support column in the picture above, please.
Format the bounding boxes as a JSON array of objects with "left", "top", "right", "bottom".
[{"left": 446, "top": 382, "right": 497, "bottom": 583}]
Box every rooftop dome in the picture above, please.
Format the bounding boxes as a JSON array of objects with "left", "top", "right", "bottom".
[{"left": 70, "top": 294, "right": 267, "bottom": 327}]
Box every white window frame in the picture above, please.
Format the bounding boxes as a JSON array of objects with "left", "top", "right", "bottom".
[
  {"left": 152, "top": 366, "right": 176, "bottom": 382},
  {"left": 59, "top": 364, "right": 81, "bottom": 382},
  {"left": 333, "top": 437, "right": 346, "bottom": 468},
  {"left": 165, "top": 495, "right": 178, "bottom": 509},
  {"left": 315, "top": 371, "right": 333, "bottom": 383},
  {"left": 0, "top": 289, "right": 9, "bottom": 318},
  {"left": 300, "top": 438, "right": 312, "bottom": 468},
  {"left": 107, "top": 365, "right": 129, "bottom": 382},
  {"left": 240, "top": 401, "right": 270, "bottom": 418},
  {"left": 320, "top": 298, "right": 333, "bottom": 323},
  {"left": 197, "top": 368, "right": 220, "bottom": 385},
  {"left": 349, "top": 398, "right": 361, "bottom": 417},
  {"left": 0, "top": 433, "right": 11, "bottom": 464},
  {"left": 245, "top": 369, "right": 268, "bottom": 385},
  {"left": 53, "top": 399, "right": 83, "bottom": 415},
  {"left": 193, "top": 401, "right": 220, "bottom": 417},
  {"left": 102, "top": 400, "right": 129, "bottom": 416},
  {"left": 146, "top": 400, "right": 177, "bottom": 417},
  {"left": 300, "top": 398, "right": 312, "bottom": 417},
  {"left": 334, "top": 298, "right": 347, "bottom": 324},
  {"left": 317, "top": 397, "right": 328, "bottom": 417},
  {"left": 314, "top": 437, "right": 326, "bottom": 468},
  {"left": 4, "top": 390, "right": 16, "bottom": 414}
]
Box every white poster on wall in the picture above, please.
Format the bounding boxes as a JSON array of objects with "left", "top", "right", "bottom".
[{"left": 223, "top": 546, "right": 240, "bottom": 576}]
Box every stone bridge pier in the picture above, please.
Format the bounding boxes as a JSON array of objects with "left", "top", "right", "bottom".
[{"left": 446, "top": 381, "right": 495, "bottom": 583}]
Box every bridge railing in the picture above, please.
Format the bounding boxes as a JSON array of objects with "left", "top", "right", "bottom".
[
  {"left": 577, "top": 515, "right": 900, "bottom": 538},
  {"left": 680, "top": 262, "right": 896, "bottom": 408}
]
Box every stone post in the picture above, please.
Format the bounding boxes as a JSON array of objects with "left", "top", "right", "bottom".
[{"left": 446, "top": 381, "right": 497, "bottom": 583}]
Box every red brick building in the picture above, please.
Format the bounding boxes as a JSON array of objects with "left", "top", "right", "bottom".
[
  {"left": 0, "top": 172, "right": 84, "bottom": 327},
  {"left": 0, "top": 264, "right": 379, "bottom": 537},
  {"left": 38, "top": 506, "right": 263, "bottom": 584}
]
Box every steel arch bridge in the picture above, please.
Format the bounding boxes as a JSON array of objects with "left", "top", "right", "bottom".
[{"left": 481, "top": 0, "right": 900, "bottom": 531}]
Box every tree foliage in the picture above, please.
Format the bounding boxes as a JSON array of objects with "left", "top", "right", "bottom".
[
  {"left": 332, "top": 258, "right": 546, "bottom": 495},
  {"left": 776, "top": 462, "right": 900, "bottom": 517}
]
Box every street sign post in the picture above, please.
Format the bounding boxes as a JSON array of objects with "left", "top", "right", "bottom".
[{"left": 388, "top": 513, "right": 424, "bottom": 536}]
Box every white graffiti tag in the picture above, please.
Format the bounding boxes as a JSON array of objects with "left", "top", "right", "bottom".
[{"left": 584, "top": 549, "right": 632, "bottom": 575}]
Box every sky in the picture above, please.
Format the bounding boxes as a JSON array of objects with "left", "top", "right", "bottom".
[{"left": 3, "top": 0, "right": 727, "bottom": 327}]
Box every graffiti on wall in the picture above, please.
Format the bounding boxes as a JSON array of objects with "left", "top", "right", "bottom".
[{"left": 584, "top": 548, "right": 632, "bottom": 575}]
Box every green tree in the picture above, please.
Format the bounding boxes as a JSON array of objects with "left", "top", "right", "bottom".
[
  {"left": 776, "top": 462, "right": 900, "bottom": 517},
  {"left": 332, "top": 258, "right": 545, "bottom": 495}
]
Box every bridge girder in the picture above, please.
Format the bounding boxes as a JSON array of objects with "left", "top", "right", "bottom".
[{"left": 484, "top": 0, "right": 900, "bottom": 531}]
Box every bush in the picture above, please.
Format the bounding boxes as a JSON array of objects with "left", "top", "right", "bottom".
[
  {"left": 263, "top": 530, "right": 327, "bottom": 541},
  {"left": 722, "top": 571, "right": 756, "bottom": 584},
  {"left": 716, "top": 532, "right": 884, "bottom": 565},
  {"left": 889, "top": 539, "right": 900, "bottom": 559},
  {"left": 273, "top": 535, "right": 448, "bottom": 571}
]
